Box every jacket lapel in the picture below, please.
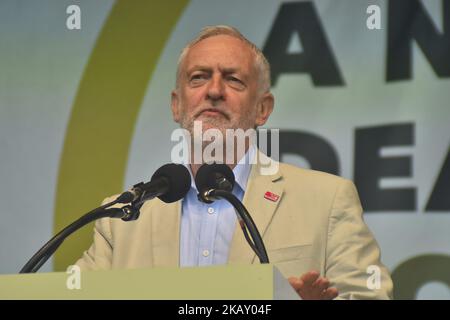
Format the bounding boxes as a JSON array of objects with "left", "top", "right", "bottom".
[
  {"left": 151, "top": 199, "right": 181, "bottom": 267},
  {"left": 150, "top": 152, "right": 283, "bottom": 266},
  {"left": 228, "top": 151, "right": 284, "bottom": 264}
]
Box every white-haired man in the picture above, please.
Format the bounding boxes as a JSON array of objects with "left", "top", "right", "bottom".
[{"left": 76, "top": 26, "right": 393, "bottom": 300}]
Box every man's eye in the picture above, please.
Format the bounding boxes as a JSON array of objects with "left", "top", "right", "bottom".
[
  {"left": 191, "top": 74, "right": 206, "bottom": 81},
  {"left": 227, "top": 76, "right": 245, "bottom": 89},
  {"left": 228, "top": 76, "right": 242, "bottom": 83}
]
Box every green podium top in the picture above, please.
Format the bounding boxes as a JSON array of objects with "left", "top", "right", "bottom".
[{"left": 0, "top": 264, "right": 299, "bottom": 300}]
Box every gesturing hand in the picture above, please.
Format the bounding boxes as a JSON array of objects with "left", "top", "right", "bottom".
[{"left": 288, "top": 270, "right": 339, "bottom": 300}]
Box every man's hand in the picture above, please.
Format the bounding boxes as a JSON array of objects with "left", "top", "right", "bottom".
[{"left": 288, "top": 271, "right": 339, "bottom": 300}]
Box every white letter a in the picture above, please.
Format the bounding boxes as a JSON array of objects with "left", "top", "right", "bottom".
[
  {"left": 66, "top": 5, "right": 81, "bottom": 30},
  {"left": 66, "top": 265, "right": 81, "bottom": 290},
  {"left": 366, "top": 5, "right": 381, "bottom": 30}
]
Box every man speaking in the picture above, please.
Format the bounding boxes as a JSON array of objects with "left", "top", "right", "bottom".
[{"left": 76, "top": 25, "right": 393, "bottom": 300}]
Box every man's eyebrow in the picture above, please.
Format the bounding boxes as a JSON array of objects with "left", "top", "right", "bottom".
[
  {"left": 221, "top": 67, "right": 248, "bottom": 81},
  {"left": 221, "top": 67, "right": 241, "bottom": 74},
  {"left": 186, "top": 66, "right": 244, "bottom": 73},
  {"left": 186, "top": 65, "right": 211, "bottom": 74}
]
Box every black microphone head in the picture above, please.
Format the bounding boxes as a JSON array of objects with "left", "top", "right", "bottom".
[
  {"left": 151, "top": 163, "right": 191, "bottom": 203},
  {"left": 195, "top": 163, "right": 235, "bottom": 196}
]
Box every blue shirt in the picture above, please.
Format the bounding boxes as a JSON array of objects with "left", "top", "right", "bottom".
[{"left": 180, "top": 145, "right": 256, "bottom": 267}]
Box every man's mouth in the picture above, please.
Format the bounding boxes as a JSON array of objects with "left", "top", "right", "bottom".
[{"left": 196, "top": 108, "right": 228, "bottom": 119}]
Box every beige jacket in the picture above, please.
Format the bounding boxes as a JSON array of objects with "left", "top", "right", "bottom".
[{"left": 76, "top": 152, "right": 393, "bottom": 299}]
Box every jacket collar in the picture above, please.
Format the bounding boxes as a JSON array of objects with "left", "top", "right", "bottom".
[{"left": 151, "top": 149, "right": 284, "bottom": 267}]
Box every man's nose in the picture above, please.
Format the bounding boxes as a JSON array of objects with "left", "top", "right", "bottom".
[{"left": 206, "top": 75, "right": 225, "bottom": 101}]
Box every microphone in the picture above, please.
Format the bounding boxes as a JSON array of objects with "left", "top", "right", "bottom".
[
  {"left": 119, "top": 163, "right": 191, "bottom": 206},
  {"left": 195, "top": 162, "right": 235, "bottom": 203},
  {"left": 20, "top": 163, "right": 191, "bottom": 273},
  {"left": 195, "top": 163, "right": 269, "bottom": 264}
]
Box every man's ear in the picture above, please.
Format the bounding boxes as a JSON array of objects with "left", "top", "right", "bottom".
[
  {"left": 255, "top": 92, "right": 274, "bottom": 126},
  {"left": 171, "top": 90, "right": 180, "bottom": 123}
]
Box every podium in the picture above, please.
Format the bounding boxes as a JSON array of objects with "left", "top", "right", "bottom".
[{"left": 0, "top": 264, "right": 299, "bottom": 300}]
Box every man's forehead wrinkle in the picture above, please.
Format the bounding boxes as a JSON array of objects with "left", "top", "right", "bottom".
[
  {"left": 185, "top": 37, "right": 254, "bottom": 63},
  {"left": 179, "top": 37, "right": 260, "bottom": 88}
]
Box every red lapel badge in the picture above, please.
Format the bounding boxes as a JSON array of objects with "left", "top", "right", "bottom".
[{"left": 264, "top": 191, "right": 279, "bottom": 202}]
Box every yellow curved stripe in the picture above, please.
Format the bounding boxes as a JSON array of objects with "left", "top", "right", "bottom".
[{"left": 54, "top": 0, "right": 189, "bottom": 270}]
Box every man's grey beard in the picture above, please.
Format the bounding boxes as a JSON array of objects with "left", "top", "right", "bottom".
[
  {"left": 180, "top": 113, "right": 256, "bottom": 137},
  {"left": 183, "top": 118, "right": 230, "bottom": 164},
  {"left": 179, "top": 117, "right": 256, "bottom": 166},
  {"left": 181, "top": 116, "right": 228, "bottom": 136}
]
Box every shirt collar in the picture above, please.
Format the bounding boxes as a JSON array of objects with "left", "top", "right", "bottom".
[
  {"left": 233, "top": 143, "right": 256, "bottom": 192},
  {"left": 184, "top": 143, "right": 256, "bottom": 193}
]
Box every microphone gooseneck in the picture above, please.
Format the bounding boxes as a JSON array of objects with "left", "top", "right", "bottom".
[
  {"left": 20, "top": 163, "right": 191, "bottom": 274},
  {"left": 195, "top": 163, "right": 269, "bottom": 264}
]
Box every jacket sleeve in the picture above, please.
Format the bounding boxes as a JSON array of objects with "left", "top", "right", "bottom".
[
  {"left": 74, "top": 198, "right": 115, "bottom": 271},
  {"left": 325, "top": 179, "right": 393, "bottom": 299}
]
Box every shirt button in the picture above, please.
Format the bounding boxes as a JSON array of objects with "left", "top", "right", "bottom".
[
  {"left": 202, "top": 249, "right": 210, "bottom": 257},
  {"left": 207, "top": 207, "right": 215, "bottom": 214}
]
